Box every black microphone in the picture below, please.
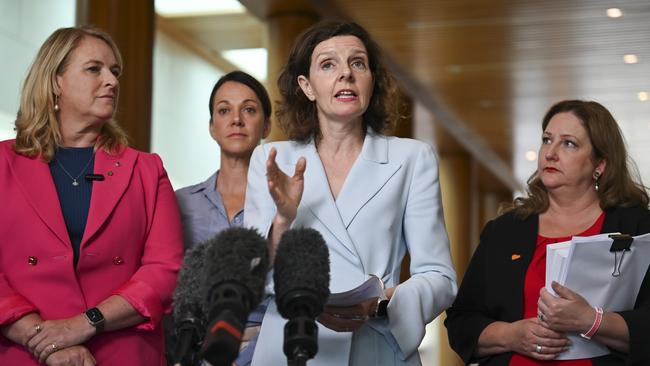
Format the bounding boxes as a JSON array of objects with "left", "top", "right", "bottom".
[
  {"left": 172, "top": 243, "right": 208, "bottom": 366},
  {"left": 84, "top": 173, "right": 105, "bottom": 181},
  {"left": 200, "top": 227, "right": 269, "bottom": 366},
  {"left": 274, "top": 228, "right": 330, "bottom": 366}
]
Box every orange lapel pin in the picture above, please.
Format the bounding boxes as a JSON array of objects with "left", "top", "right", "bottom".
[{"left": 511, "top": 254, "right": 521, "bottom": 261}]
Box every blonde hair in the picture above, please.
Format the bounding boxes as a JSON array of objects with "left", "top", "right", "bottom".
[{"left": 13, "top": 26, "right": 128, "bottom": 162}]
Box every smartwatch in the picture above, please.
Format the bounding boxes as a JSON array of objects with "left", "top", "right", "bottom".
[{"left": 84, "top": 307, "right": 105, "bottom": 333}]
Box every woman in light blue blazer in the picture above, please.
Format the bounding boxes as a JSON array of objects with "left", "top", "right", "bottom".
[{"left": 244, "top": 21, "right": 457, "bottom": 366}]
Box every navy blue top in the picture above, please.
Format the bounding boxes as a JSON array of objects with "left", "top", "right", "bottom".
[{"left": 49, "top": 147, "right": 94, "bottom": 266}]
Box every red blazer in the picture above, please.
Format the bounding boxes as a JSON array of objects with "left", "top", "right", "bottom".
[{"left": 0, "top": 139, "right": 183, "bottom": 365}]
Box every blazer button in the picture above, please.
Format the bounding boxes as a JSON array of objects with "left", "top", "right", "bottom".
[
  {"left": 28, "top": 256, "right": 38, "bottom": 265},
  {"left": 113, "top": 256, "right": 124, "bottom": 265}
]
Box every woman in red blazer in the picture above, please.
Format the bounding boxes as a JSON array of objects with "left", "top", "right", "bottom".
[{"left": 0, "top": 27, "right": 183, "bottom": 365}]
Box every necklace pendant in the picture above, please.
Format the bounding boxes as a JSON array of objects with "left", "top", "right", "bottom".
[{"left": 72, "top": 180, "right": 79, "bottom": 187}]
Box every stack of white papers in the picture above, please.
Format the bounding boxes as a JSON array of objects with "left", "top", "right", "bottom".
[
  {"left": 326, "top": 275, "right": 384, "bottom": 307},
  {"left": 545, "top": 232, "right": 650, "bottom": 359}
]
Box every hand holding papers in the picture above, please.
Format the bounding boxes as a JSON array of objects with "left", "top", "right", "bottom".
[
  {"left": 326, "top": 275, "right": 385, "bottom": 306},
  {"left": 545, "top": 232, "right": 650, "bottom": 359},
  {"left": 318, "top": 275, "right": 386, "bottom": 332}
]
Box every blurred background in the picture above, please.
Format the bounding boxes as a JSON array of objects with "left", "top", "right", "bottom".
[{"left": 1, "top": 1, "right": 648, "bottom": 364}]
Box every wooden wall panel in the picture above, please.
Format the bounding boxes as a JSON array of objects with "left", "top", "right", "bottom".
[{"left": 77, "top": 0, "right": 154, "bottom": 152}]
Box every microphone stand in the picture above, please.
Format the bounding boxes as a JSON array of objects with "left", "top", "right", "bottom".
[{"left": 283, "top": 313, "right": 318, "bottom": 366}]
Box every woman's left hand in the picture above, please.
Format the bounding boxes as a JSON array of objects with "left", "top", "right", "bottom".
[
  {"left": 317, "top": 286, "right": 395, "bottom": 332},
  {"left": 45, "top": 345, "right": 96, "bottom": 366},
  {"left": 318, "top": 297, "right": 377, "bottom": 332},
  {"left": 27, "top": 315, "right": 95, "bottom": 363},
  {"left": 537, "top": 281, "right": 594, "bottom": 333}
]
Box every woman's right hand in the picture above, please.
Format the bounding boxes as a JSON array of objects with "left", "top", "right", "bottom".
[
  {"left": 0, "top": 312, "right": 43, "bottom": 346},
  {"left": 508, "top": 317, "right": 570, "bottom": 360},
  {"left": 45, "top": 345, "right": 96, "bottom": 366},
  {"left": 266, "top": 147, "right": 306, "bottom": 223}
]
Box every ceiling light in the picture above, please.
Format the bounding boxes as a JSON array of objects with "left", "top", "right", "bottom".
[
  {"left": 606, "top": 8, "right": 623, "bottom": 18},
  {"left": 525, "top": 150, "right": 537, "bottom": 162},
  {"left": 638, "top": 92, "right": 649, "bottom": 102},
  {"left": 623, "top": 54, "right": 638, "bottom": 64},
  {"left": 155, "top": 0, "right": 245, "bottom": 17}
]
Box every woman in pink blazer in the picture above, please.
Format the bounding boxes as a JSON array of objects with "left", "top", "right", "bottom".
[{"left": 0, "top": 27, "right": 183, "bottom": 365}]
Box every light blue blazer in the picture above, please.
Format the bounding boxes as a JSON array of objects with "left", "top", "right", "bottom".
[{"left": 244, "top": 131, "right": 457, "bottom": 366}]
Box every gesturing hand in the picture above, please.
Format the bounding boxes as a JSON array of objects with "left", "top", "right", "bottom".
[
  {"left": 27, "top": 315, "right": 95, "bottom": 363},
  {"left": 266, "top": 147, "right": 306, "bottom": 223},
  {"left": 45, "top": 345, "right": 96, "bottom": 366},
  {"left": 538, "top": 281, "right": 594, "bottom": 334},
  {"left": 507, "top": 317, "right": 570, "bottom": 360}
]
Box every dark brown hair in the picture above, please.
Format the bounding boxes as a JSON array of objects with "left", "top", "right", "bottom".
[
  {"left": 209, "top": 70, "right": 271, "bottom": 121},
  {"left": 276, "top": 21, "right": 398, "bottom": 142},
  {"left": 510, "top": 100, "right": 649, "bottom": 217}
]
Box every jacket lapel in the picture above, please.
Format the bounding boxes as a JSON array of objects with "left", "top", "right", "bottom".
[
  {"left": 336, "top": 133, "right": 401, "bottom": 228},
  {"left": 4, "top": 145, "right": 70, "bottom": 247},
  {"left": 81, "top": 148, "right": 137, "bottom": 246},
  {"left": 294, "top": 143, "right": 358, "bottom": 256}
]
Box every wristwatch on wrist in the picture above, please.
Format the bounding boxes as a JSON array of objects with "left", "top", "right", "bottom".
[
  {"left": 84, "top": 307, "right": 105, "bottom": 333},
  {"left": 372, "top": 299, "right": 389, "bottom": 318}
]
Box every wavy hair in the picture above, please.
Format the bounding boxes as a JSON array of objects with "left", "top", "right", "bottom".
[
  {"left": 13, "top": 26, "right": 128, "bottom": 162},
  {"left": 276, "top": 21, "right": 399, "bottom": 142},
  {"left": 509, "top": 100, "right": 649, "bottom": 217}
]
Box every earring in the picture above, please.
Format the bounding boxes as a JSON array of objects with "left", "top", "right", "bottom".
[
  {"left": 593, "top": 171, "right": 601, "bottom": 192},
  {"left": 54, "top": 95, "right": 60, "bottom": 112}
]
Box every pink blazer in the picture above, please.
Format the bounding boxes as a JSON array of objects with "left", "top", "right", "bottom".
[{"left": 0, "top": 139, "right": 183, "bottom": 365}]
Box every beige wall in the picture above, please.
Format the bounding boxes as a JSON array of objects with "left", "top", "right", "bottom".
[
  {"left": 150, "top": 31, "right": 224, "bottom": 190},
  {"left": 0, "top": 0, "right": 75, "bottom": 140}
]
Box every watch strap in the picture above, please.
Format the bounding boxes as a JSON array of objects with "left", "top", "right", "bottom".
[{"left": 373, "top": 299, "right": 389, "bottom": 318}]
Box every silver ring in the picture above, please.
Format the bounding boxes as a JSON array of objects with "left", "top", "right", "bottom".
[
  {"left": 34, "top": 324, "right": 42, "bottom": 333},
  {"left": 51, "top": 343, "right": 58, "bottom": 352},
  {"left": 536, "top": 344, "right": 542, "bottom": 353},
  {"left": 538, "top": 313, "right": 545, "bottom": 322}
]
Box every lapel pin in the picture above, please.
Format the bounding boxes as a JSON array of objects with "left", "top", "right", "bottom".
[
  {"left": 107, "top": 171, "right": 113, "bottom": 176},
  {"left": 511, "top": 254, "right": 521, "bottom": 261}
]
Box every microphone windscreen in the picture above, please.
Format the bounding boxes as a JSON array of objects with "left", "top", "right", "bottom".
[
  {"left": 273, "top": 228, "right": 330, "bottom": 319},
  {"left": 201, "top": 227, "right": 269, "bottom": 315},
  {"left": 173, "top": 243, "right": 207, "bottom": 324}
]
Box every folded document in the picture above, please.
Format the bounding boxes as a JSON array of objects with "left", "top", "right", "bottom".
[{"left": 545, "top": 232, "right": 650, "bottom": 359}]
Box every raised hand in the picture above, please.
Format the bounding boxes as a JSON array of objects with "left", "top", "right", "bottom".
[{"left": 266, "top": 147, "right": 306, "bottom": 224}]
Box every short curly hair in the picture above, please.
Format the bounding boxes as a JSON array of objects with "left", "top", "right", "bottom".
[{"left": 276, "top": 21, "right": 398, "bottom": 142}]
